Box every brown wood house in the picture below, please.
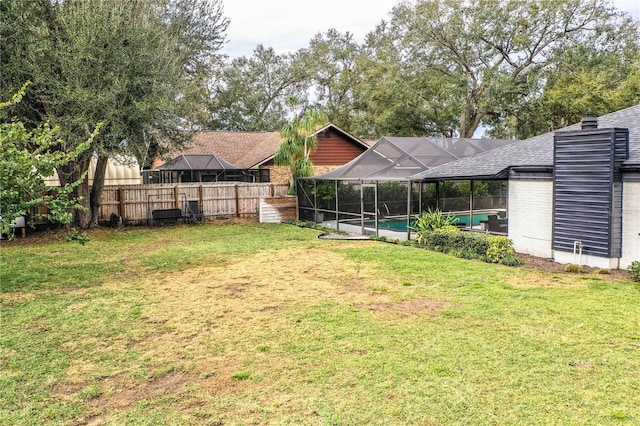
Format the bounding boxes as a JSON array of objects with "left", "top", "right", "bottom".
[{"left": 148, "top": 123, "right": 371, "bottom": 184}]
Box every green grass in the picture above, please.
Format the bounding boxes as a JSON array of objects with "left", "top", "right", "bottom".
[{"left": 1, "top": 223, "right": 639, "bottom": 425}]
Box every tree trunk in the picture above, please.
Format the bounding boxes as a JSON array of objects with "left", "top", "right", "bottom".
[
  {"left": 89, "top": 155, "right": 109, "bottom": 227},
  {"left": 56, "top": 153, "right": 92, "bottom": 229}
]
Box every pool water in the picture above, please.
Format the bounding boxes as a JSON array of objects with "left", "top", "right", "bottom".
[{"left": 367, "top": 212, "right": 497, "bottom": 232}]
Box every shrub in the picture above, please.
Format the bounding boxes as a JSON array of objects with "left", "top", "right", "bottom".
[
  {"left": 628, "top": 261, "right": 640, "bottom": 282},
  {"left": 486, "top": 236, "right": 515, "bottom": 263},
  {"left": 414, "top": 229, "right": 519, "bottom": 266},
  {"left": 65, "top": 228, "right": 90, "bottom": 245},
  {"left": 500, "top": 254, "right": 523, "bottom": 267},
  {"left": 411, "top": 208, "right": 459, "bottom": 232},
  {"left": 565, "top": 263, "right": 583, "bottom": 273}
]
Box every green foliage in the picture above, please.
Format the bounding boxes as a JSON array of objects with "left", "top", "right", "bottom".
[
  {"left": 274, "top": 108, "right": 329, "bottom": 194},
  {"left": 0, "top": 84, "right": 96, "bottom": 236},
  {"left": 628, "top": 261, "right": 640, "bottom": 282},
  {"left": 65, "top": 228, "right": 91, "bottom": 246},
  {"left": 486, "top": 236, "right": 516, "bottom": 264},
  {"left": 411, "top": 208, "right": 459, "bottom": 247},
  {"left": 500, "top": 254, "right": 523, "bottom": 267},
  {"left": 208, "top": 45, "right": 311, "bottom": 131},
  {"left": 414, "top": 229, "right": 521, "bottom": 266},
  {"left": 0, "top": 0, "right": 229, "bottom": 227},
  {"left": 413, "top": 208, "right": 460, "bottom": 231}
]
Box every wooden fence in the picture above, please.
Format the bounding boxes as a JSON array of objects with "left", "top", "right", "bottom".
[{"left": 99, "top": 182, "right": 290, "bottom": 223}]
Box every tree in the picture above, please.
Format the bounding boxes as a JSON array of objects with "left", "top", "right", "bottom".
[
  {"left": 274, "top": 109, "right": 328, "bottom": 194},
  {"left": 0, "top": 83, "right": 98, "bottom": 237},
  {"left": 300, "top": 30, "right": 361, "bottom": 130},
  {"left": 491, "top": 43, "right": 640, "bottom": 139},
  {"left": 208, "top": 45, "right": 312, "bottom": 131},
  {"left": 364, "top": 0, "right": 637, "bottom": 138},
  {"left": 0, "top": 0, "right": 229, "bottom": 227}
]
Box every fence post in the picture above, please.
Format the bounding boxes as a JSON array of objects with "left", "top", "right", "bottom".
[
  {"left": 199, "top": 185, "right": 204, "bottom": 214},
  {"left": 118, "top": 187, "right": 125, "bottom": 218},
  {"left": 235, "top": 184, "right": 240, "bottom": 217},
  {"left": 174, "top": 185, "right": 180, "bottom": 209}
]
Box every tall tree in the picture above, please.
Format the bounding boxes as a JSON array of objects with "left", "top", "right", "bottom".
[
  {"left": 490, "top": 43, "right": 640, "bottom": 139},
  {"left": 0, "top": 83, "right": 98, "bottom": 236},
  {"left": 208, "top": 45, "right": 312, "bottom": 131},
  {"left": 0, "top": 0, "right": 228, "bottom": 227},
  {"left": 301, "top": 30, "right": 361, "bottom": 129},
  {"left": 366, "top": 0, "right": 637, "bottom": 138}
]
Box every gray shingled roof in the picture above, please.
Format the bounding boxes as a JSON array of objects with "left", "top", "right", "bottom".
[{"left": 410, "top": 104, "right": 640, "bottom": 180}]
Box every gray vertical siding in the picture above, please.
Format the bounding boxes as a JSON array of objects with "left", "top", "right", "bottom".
[{"left": 552, "top": 128, "right": 629, "bottom": 258}]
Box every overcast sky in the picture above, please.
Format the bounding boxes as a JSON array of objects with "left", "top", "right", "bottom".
[{"left": 221, "top": 0, "right": 640, "bottom": 58}]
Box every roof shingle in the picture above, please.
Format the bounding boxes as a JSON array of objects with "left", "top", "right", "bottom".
[
  {"left": 410, "top": 104, "right": 640, "bottom": 180},
  {"left": 165, "top": 131, "right": 281, "bottom": 169}
]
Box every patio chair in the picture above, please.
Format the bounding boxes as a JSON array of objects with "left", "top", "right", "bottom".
[
  {"left": 186, "top": 200, "right": 205, "bottom": 224},
  {"left": 487, "top": 214, "right": 508, "bottom": 234}
]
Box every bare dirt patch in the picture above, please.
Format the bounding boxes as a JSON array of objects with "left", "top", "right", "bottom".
[{"left": 354, "top": 298, "right": 450, "bottom": 318}]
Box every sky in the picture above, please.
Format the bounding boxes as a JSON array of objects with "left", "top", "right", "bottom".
[{"left": 221, "top": 0, "right": 640, "bottom": 58}]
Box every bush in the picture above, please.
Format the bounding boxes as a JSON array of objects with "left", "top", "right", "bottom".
[
  {"left": 414, "top": 229, "right": 519, "bottom": 266},
  {"left": 486, "top": 236, "right": 515, "bottom": 263},
  {"left": 565, "top": 263, "right": 583, "bottom": 273},
  {"left": 628, "top": 261, "right": 640, "bottom": 282},
  {"left": 410, "top": 208, "right": 459, "bottom": 232},
  {"left": 500, "top": 254, "right": 523, "bottom": 267},
  {"left": 65, "top": 228, "right": 90, "bottom": 245}
]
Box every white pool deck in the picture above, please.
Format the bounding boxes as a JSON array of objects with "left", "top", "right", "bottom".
[{"left": 321, "top": 220, "right": 491, "bottom": 241}]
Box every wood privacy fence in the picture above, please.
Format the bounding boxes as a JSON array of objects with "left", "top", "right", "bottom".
[{"left": 98, "top": 183, "right": 290, "bottom": 223}]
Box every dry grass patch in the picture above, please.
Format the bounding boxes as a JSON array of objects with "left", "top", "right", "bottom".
[
  {"left": 86, "top": 241, "right": 445, "bottom": 421},
  {"left": 354, "top": 298, "right": 451, "bottom": 319}
]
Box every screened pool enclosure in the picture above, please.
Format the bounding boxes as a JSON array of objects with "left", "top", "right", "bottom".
[{"left": 297, "top": 137, "right": 516, "bottom": 239}]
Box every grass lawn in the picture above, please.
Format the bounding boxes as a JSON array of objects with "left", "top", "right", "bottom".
[{"left": 1, "top": 222, "right": 639, "bottom": 425}]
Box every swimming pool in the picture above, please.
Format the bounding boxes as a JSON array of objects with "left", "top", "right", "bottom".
[{"left": 366, "top": 211, "right": 501, "bottom": 232}]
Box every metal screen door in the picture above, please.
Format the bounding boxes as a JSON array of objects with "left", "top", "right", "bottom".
[{"left": 361, "top": 183, "right": 378, "bottom": 236}]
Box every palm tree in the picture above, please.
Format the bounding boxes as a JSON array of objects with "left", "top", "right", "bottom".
[{"left": 274, "top": 108, "right": 328, "bottom": 194}]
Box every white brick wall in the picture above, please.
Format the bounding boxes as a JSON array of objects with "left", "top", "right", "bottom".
[
  {"left": 621, "top": 181, "right": 640, "bottom": 269},
  {"left": 509, "top": 179, "right": 639, "bottom": 269},
  {"left": 508, "top": 180, "right": 553, "bottom": 258}
]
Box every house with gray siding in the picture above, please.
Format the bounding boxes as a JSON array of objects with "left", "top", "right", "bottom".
[{"left": 411, "top": 104, "right": 640, "bottom": 269}]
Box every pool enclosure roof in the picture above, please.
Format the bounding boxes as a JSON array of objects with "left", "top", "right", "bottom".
[
  {"left": 311, "top": 137, "right": 516, "bottom": 181},
  {"left": 156, "top": 154, "right": 241, "bottom": 171}
]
